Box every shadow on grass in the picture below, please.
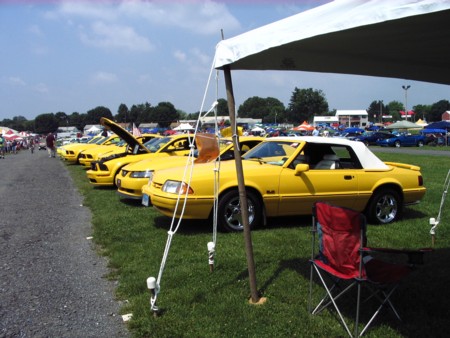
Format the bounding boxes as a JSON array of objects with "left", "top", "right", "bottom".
[{"left": 261, "top": 249, "right": 450, "bottom": 337}]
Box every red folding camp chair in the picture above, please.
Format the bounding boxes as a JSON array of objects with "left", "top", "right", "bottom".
[{"left": 309, "top": 202, "right": 430, "bottom": 337}]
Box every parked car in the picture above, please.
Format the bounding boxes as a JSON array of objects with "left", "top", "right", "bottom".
[
  {"left": 353, "top": 131, "right": 393, "bottom": 146},
  {"left": 146, "top": 136, "right": 426, "bottom": 232},
  {"left": 78, "top": 133, "right": 159, "bottom": 168},
  {"left": 376, "top": 133, "right": 426, "bottom": 147},
  {"left": 58, "top": 135, "right": 116, "bottom": 162},
  {"left": 86, "top": 118, "right": 194, "bottom": 187},
  {"left": 117, "top": 136, "right": 263, "bottom": 200}
]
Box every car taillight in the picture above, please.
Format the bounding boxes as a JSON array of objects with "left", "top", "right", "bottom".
[{"left": 418, "top": 175, "right": 423, "bottom": 186}]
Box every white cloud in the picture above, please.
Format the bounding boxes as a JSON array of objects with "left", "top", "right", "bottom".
[
  {"left": 34, "top": 83, "right": 49, "bottom": 93},
  {"left": 7, "top": 77, "right": 27, "bottom": 87},
  {"left": 29, "top": 24, "right": 44, "bottom": 37},
  {"left": 80, "top": 21, "right": 153, "bottom": 51},
  {"left": 90, "top": 71, "right": 118, "bottom": 84},
  {"left": 173, "top": 50, "right": 187, "bottom": 62}
]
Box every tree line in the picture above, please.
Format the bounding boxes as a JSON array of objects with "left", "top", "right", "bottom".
[{"left": 1, "top": 87, "right": 449, "bottom": 134}]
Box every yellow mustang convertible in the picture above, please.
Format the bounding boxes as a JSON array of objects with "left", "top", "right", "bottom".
[
  {"left": 117, "top": 136, "right": 263, "bottom": 200},
  {"left": 86, "top": 117, "right": 195, "bottom": 187},
  {"left": 78, "top": 133, "right": 159, "bottom": 168},
  {"left": 146, "top": 136, "right": 426, "bottom": 232}
]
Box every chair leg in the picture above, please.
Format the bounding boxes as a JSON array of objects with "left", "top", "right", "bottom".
[{"left": 311, "top": 264, "right": 356, "bottom": 337}]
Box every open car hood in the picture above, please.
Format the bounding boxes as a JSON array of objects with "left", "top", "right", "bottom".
[{"left": 100, "top": 117, "right": 149, "bottom": 153}]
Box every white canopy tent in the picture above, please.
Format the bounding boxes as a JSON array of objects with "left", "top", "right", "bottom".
[
  {"left": 213, "top": 0, "right": 450, "bottom": 304},
  {"left": 173, "top": 123, "right": 195, "bottom": 131},
  {"left": 215, "top": 0, "right": 450, "bottom": 84}
]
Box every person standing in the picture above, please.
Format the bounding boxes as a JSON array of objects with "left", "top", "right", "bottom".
[
  {"left": 312, "top": 126, "right": 320, "bottom": 136},
  {"left": 46, "top": 132, "right": 56, "bottom": 158},
  {"left": 0, "top": 134, "right": 5, "bottom": 158}
]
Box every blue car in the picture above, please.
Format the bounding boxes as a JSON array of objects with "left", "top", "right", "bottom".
[
  {"left": 376, "top": 133, "right": 426, "bottom": 147},
  {"left": 354, "top": 131, "right": 393, "bottom": 146}
]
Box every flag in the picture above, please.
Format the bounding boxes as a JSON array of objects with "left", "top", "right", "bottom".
[{"left": 132, "top": 123, "right": 142, "bottom": 137}]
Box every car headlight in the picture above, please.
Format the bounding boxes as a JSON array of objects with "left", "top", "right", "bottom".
[
  {"left": 130, "top": 170, "right": 154, "bottom": 179},
  {"left": 162, "top": 180, "right": 193, "bottom": 194}
]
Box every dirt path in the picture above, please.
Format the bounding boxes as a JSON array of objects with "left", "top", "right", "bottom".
[{"left": 0, "top": 148, "right": 129, "bottom": 338}]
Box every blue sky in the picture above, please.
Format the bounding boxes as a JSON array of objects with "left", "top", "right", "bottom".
[{"left": 1, "top": 0, "right": 449, "bottom": 121}]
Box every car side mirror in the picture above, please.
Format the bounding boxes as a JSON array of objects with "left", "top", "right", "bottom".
[{"left": 295, "top": 163, "right": 310, "bottom": 175}]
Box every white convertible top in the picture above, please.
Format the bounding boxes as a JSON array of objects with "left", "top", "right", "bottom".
[{"left": 271, "top": 136, "right": 389, "bottom": 170}]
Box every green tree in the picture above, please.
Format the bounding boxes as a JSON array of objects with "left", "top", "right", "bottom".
[
  {"left": 367, "top": 100, "right": 387, "bottom": 123},
  {"left": 138, "top": 103, "right": 153, "bottom": 124},
  {"left": 412, "top": 104, "right": 431, "bottom": 122},
  {"left": 55, "top": 112, "right": 68, "bottom": 127},
  {"left": 68, "top": 112, "right": 84, "bottom": 131},
  {"left": 35, "top": 113, "right": 58, "bottom": 134},
  {"left": 285, "top": 87, "right": 328, "bottom": 124},
  {"left": 238, "top": 96, "right": 285, "bottom": 123},
  {"left": 85, "top": 106, "right": 113, "bottom": 125},
  {"left": 9, "top": 115, "right": 28, "bottom": 131},
  {"left": 387, "top": 101, "right": 404, "bottom": 121},
  {"left": 217, "top": 98, "right": 229, "bottom": 116},
  {"left": 151, "top": 102, "right": 179, "bottom": 128},
  {"left": 116, "top": 103, "right": 129, "bottom": 123},
  {"left": 429, "top": 100, "right": 450, "bottom": 122}
]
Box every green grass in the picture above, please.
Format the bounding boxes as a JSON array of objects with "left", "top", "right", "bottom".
[{"left": 67, "top": 152, "right": 450, "bottom": 338}]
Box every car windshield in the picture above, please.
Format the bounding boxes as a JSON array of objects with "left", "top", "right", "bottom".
[
  {"left": 144, "top": 136, "right": 187, "bottom": 153},
  {"left": 242, "top": 140, "right": 301, "bottom": 165},
  {"left": 95, "top": 136, "right": 108, "bottom": 144}
]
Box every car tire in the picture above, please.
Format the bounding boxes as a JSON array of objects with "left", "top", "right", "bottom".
[
  {"left": 417, "top": 140, "right": 424, "bottom": 147},
  {"left": 364, "top": 140, "right": 369, "bottom": 147},
  {"left": 217, "top": 190, "right": 262, "bottom": 232},
  {"left": 394, "top": 141, "right": 401, "bottom": 148},
  {"left": 366, "top": 188, "right": 402, "bottom": 224}
]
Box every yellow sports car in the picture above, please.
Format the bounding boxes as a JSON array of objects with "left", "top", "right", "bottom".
[
  {"left": 61, "top": 135, "right": 121, "bottom": 164},
  {"left": 147, "top": 136, "right": 426, "bottom": 232},
  {"left": 78, "top": 133, "right": 159, "bottom": 168},
  {"left": 118, "top": 136, "right": 263, "bottom": 200},
  {"left": 57, "top": 136, "right": 96, "bottom": 157},
  {"left": 86, "top": 118, "right": 194, "bottom": 187}
]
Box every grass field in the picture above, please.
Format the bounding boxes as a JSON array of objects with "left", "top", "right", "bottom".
[{"left": 67, "top": 151, "right": 450, "bottom": 338}]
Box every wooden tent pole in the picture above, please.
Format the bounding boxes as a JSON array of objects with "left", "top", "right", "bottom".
[{"left": 223, "top": 65, "right": 260, "bottom": 303}]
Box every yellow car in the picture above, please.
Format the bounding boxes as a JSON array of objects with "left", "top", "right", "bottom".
[
  {"left": 86, "top": 118, "right": 193, "bottom": 187},
  {"left": 61, "top": 135, "right": 121, "bottom": 164},
  {"left": 147, "top": 136, "right": 426, "bottom": 232},
  {"left": 78, "top": 133, "right": 160, "bottom": 168},
  {"left": 57, "top": 136, "right": 94, "bottom": 157},
  {"left": 118, "top": 136, "right": 263, "bottom": 200}
]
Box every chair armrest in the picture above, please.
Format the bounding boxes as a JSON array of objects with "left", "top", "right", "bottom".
[{"left": 362, "top": 247, "right": 433, "bottom": 265}]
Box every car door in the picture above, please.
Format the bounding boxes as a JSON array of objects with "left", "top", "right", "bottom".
[{"left": 278, "top": 145, "right": 359, "bottom": 215}]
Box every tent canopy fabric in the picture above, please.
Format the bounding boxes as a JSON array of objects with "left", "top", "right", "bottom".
[
  {"left": 214, "top": 0, "right": 450, "bottom": 85},
  {"left": 173, "top": 123, "right": 195, "bottom": 131},
  {"left": 425, "top": 121, "right": 450, "bottom": 130},
  {"left": 384, "top": 120, "right": 421, "bottom": 129}
]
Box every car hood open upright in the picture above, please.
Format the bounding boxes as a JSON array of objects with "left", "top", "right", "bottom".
[{"left": 100, "top": 117, "right": 150, "bottom": 154}]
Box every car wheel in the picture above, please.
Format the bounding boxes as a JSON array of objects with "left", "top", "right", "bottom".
[
  {"left": 364, "top": 140, "right": 369, "bottom": 147},
  {"left": 417, "top": 141, "right": 424, "bottom": 147},
  {"left": 394, "top": 141, "right": 401, "bottom": 148},
  {"left": 366, "top": 188, "right": 401, "bottom": 224},
  {"left": 217, "top": 190, "right": 262, "bottom": 232}
]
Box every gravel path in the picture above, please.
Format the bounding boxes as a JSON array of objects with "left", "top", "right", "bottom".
[{"left": 0, "top": 148, "right": 129, "bottom": 338}]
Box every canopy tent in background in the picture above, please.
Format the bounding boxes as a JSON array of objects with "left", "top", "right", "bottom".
[
  {"left": 293, "top": 121, "right": 314, "bottom": 131},
  {"left": 213, "top": 0, "right": 450, "bottom": 304},
  {"left": 426, "top": 121, "right": 450, "bottom": 130},
  {"left": 384, "top": 120, "right": 422, "bottom": 130},
  {"left": 86, "top": 125, "right": 101, "bottom": 133},
  {"left": 173, "top": 123, "right": 195, "bottom": 131}
]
